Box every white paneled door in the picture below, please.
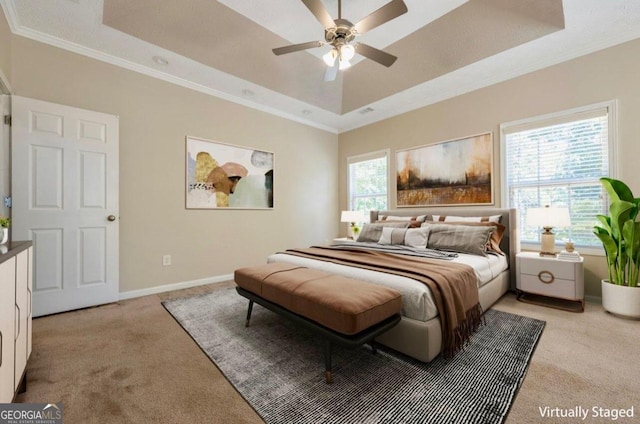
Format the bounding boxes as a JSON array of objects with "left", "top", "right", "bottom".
[{"left": 11, "top": 96, "right": 119, "bottom": 317}]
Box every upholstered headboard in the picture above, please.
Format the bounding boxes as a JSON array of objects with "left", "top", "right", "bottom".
[{"left": 371, "top": 208, "right": 519, "bottom": 288}]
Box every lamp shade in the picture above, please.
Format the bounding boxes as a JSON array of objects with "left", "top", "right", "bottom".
[
  {"left": 526, "top": 206, "right": 571, "bottom": 228},
  {"left": 323, "top": 48, "right": 337, "bottom": 66},
  {"left": 341, "top": 210, "right": 365, "bottom": 223},
  {"left": 340, "top": 44, "right": 355, "bottom": 61}
]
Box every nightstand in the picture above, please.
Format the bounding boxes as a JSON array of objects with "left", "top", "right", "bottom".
[{"left": 516, "top": 252, "right": 585, "bottom": 312}]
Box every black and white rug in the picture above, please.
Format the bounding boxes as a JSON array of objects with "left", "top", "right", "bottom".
[{"left": 163, "top": 288, "right": 545, "bottom": 424}]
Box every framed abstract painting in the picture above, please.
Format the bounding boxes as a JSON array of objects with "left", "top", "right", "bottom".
[
  {"left": 185, "top": 136, "right": 274, "bottom": 209},
  {"left": 396, "top": 132, "right": 493, "bottom": 207}
]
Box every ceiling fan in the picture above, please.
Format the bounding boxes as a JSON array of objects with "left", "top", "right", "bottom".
[{"left": 272, "top": 0, "right": 408, "bottom": 81}]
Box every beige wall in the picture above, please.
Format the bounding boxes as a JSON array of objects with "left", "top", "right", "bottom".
[
  {"left": 339, "top": 38, "right": 640, "bottom": 299},
  {"left": 0, "top": 11, "right": 11, "bottom": 86},
  {"left": 2, "top": 27, "right": 338, "bottom": 293}
]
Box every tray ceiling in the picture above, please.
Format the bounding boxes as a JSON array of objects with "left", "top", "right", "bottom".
[{"left": 3, "top": 0, "right": 640, "bottom": 132}]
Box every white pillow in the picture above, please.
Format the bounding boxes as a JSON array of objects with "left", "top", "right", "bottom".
[
  {"left": 432, "top": 214, "right": 501, "bottom": 223},
  {"left": 404, "top": 228, "right": 429, "bottom": 248},
  {"left": 379, "top": 214, "right": 427, "bottom": 222}
]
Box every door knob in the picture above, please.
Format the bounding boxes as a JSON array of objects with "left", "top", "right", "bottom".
[{"left": 107, "top": 215, "right": 117, "bottom": 222}]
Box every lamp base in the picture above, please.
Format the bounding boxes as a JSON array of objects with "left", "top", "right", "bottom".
[{"left": 539, "top": 230, "right": 556, "bottom": 257}]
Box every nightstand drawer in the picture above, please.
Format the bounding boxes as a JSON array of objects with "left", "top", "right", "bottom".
[
  {"left": 520, "top": 258, "right": 574, "bottom": 280},
  {"left": 519, "top": 274, "right": 578, "bottom": 300}
]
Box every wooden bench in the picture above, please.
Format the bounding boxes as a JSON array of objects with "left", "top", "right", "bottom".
[{"left": 234, "top": 262, "right": 402, "bottom": 383}]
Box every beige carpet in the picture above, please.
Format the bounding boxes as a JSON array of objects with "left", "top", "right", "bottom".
[{"left": 16, "top": 282, "right": 639, "bottom": 424}]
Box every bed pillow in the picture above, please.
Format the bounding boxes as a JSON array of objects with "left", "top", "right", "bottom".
[
  {"left": 378, "top": 227, "right": 407, "bottom": 245},
  {"left": 357, "top": 222, "right": 409, "bottom": 242},
  {"left": 378, "top": 214, "right": 428, "bottom": 222},
  {"left": 378, "top": 227, "right": 429, "bottom": 247},
  {"left": 422, "top": 221, "right": 506, "bottom": 255},
  {"left": 404, "top": 228, "right": 430, "bottom": 248},
  {"left": 375, "top": 220, "right": 422, "bottom": 228},
  {"left": 431, "top": 214, "right": 502, "bottom": 223},
  {"left": 424, "top": 223, "right": 495, "bottom": 256}
]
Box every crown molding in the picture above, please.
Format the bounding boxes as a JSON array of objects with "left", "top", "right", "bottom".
[{"left": 0, "top": 0, "right": 339, "bottom": 134}]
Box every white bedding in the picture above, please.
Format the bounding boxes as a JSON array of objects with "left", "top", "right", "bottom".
[{"left": 266, "top": 249, "right": 508, "bottom": 323}]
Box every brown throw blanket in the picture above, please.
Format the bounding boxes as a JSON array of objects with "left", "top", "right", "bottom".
[{"left": 283, "top": 246, "right": 484, "bottom": 357}]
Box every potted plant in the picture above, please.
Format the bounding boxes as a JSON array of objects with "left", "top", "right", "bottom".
[
  {"left": 593, "top": 177, "right": 640, "bottom": 318},
  {"left": 0, "top": 216, "right": 9, "bottom": 245}
]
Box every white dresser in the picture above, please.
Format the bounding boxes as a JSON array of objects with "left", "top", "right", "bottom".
[
  {"left": 516, "top": 251, "right": 585, "bottom": 312},
  {"left": 0, "top": 241, "right": 33, "bottom": 402}
]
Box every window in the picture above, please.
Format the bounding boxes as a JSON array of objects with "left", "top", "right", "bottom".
[
  {"left": 347, "top": 150, "right": 389, "bottom": 215},
  {"left": 501, "top": 102, "right": 616, "bottom": 250}
]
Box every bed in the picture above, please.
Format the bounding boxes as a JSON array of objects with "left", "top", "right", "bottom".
[{"left": 267, "top": 207, "right": 519, "bottom": 362}]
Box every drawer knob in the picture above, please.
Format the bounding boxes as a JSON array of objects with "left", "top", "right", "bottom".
[{"left": 538, "top": 270, "right": 555, "bottom": 284}]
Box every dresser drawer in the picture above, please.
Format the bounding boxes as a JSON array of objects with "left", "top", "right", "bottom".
[
  {"left": 519, "top": 274, "right": 578, "bottom": 300},
  {"left": 520, "top": 258, "right": 574, "bottom": 280}
]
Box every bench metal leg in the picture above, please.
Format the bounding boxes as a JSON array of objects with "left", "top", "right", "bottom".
[
  {"left": 245, "top": 300, "right": 254, "bottom": 327},
  {"left": 370, "top": 339, "right": 377, "bottom": 355},
  {"left": 324, "top": 339, "right": 333, "bottom": 384}
]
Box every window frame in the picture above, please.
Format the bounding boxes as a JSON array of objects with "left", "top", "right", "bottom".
[
  {"left": 499, "top": 100, "right": 618, "bottom": 256},
  {"left": 346, "top": 149, "right": 391, "bottom": 217}
]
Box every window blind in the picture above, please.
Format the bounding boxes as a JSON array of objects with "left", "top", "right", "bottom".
[{"left": 504, "top": 106, "right": 611, "bottom": 248}]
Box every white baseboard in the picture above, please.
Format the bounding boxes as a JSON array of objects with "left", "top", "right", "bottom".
[{"left": 118, "top": 274, "right": 234, "bottom": 301}]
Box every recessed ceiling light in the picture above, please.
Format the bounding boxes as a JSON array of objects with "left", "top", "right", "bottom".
[
  {"left": 152, "top": 56, "right": 169, "bottom": 65},
  {"left": 359, "top": 107, "right": 375, "bottom": 114},
  {"left": 301, "top": 109, "right": 312, "bottom": 115},
  {"left": 242, "top": 89, "right": 255, "bottom": 97}
]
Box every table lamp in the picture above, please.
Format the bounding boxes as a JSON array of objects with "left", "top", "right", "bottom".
[
  {"left": 341, "top": 210, "right": 366, "bottom": 239},
  {"left": 526, "top": 205, "right": 571, "bottom": 256}
]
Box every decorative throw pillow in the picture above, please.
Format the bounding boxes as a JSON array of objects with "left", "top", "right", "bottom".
[
  {"left": 357, "top": 222, "right": 409, "bottom": 242},
  {"left": 432, "top": 214, "right": 502, "bottom": 223},
  {"left": 404, "top": 228, "right": 429, "bottom": 248},
  {"left": 424, "top": 223, "right": 496, "bottom": 256},
  {"left": 378, "top": 227, "right": 407, "bottom": 245},
  {"left": 422, "top": 221, "right": 506, "bottom": 255},
  {"left": 379, "top": 227, "right": 429, "bottom": 247}
]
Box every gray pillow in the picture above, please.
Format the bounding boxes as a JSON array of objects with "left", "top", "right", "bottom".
[
  {"left": 357, "top": 222, "right": 409, "bottom": 242},
  {"left": 425, "top": 223, "right": 495, "bottom": 256}
]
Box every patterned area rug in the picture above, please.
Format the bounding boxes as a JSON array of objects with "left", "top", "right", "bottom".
[{"left": 163, "top": 288, "right": 545, "bottom": 424}]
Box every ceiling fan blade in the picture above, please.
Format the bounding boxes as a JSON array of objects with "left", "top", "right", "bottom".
[
  {"left": 353, "top": 0, "right": 408, "bottom": 34},
  {"left": 324, "top": 60, "right": 339, "bottom": 82},
  {"left": 301, "top": 0, "right": 336, "bottom": 29},
  {"left": 272, "top": 41, "right": 323, "bottom": 56},
  {"left": 355, "top": 43, "right": 397, "bottom": 67}
]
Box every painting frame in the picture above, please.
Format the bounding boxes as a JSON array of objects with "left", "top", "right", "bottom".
[
  {"left": 396, "top": 132, "right": 494, "bottom": 207},
  {"left": 185, "top": 136, "right": 274, "bottom": 210}
]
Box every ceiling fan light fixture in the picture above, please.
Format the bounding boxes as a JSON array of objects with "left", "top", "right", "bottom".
[
  {"left": 339, "top": 44, "right": 355, "bottom": 61},
  {"left": 322, "top": 48, "right": 338, "bottom": 66}
]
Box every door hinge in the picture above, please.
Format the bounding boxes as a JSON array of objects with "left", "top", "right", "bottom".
[
  {"left": 3, "top": 115, "right": 10, "bottom": 126},
  {"left": 4, "top": 196, "right": 11, "bottom": 208}
]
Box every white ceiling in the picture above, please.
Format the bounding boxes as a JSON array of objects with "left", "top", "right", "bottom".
[{"left": 2, "top": 0, "right": 640, "bottom": 133}]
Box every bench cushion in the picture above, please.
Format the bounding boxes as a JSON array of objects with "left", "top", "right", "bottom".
[{"left": 235, "top": 263, "right": 402, "bottom": 335}]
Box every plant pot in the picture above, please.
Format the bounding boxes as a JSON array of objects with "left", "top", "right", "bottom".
[
  {"left": 0, "top": 227, "right": 7, "bottom": 245},
  {"left": 601, "top": 280, "right": 640, "bottom": 319}
]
